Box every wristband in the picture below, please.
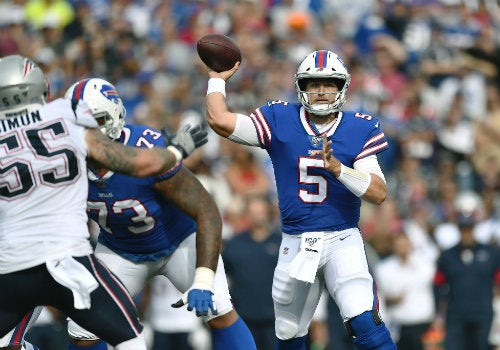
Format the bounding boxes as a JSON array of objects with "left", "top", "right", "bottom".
[
  {"left": 167, "top": 145, "right": 183, "bottom": 163},
  {"left": 207, "top": 78, "right": 226, "bottom": 97},
  {"left": 191, "top": 267, "right": 215, "bottom": 292},
  {"left": 337, "top": 164, "right": 371, "bottom": 197}
]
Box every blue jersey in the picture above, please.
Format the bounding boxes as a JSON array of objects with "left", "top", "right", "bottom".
[
  {"left": 87, "top": 125, "right": 196, "bottom": 261},
  {"left": 249, "top": 101, "right": 388, "bottom": 234}
]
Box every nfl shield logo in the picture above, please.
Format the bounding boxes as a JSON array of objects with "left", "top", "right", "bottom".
[{"left": 309, "top": 135, "right": 322, "bottom": 147}]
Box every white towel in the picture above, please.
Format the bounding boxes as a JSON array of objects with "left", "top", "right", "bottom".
[
  {"left": 288, "top": 232, "right": 324, "bottom": 283},
  {"left": 46, "top": 255, "right": 99, "bottom": 309}
]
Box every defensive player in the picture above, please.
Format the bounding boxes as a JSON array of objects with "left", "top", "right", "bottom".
[
  {"left": 64, "top": 78, "right": 256, "bottom": 350},
  {"left": 0, "top": 55, "right": 207, "bottom": 350},
  {"left": 203, "top": 50, "right": 397, "bottom": 349}
]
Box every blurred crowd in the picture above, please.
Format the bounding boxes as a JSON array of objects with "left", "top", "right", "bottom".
[{"left": 3, "top": 0, "right": 500, "bottom": 349}]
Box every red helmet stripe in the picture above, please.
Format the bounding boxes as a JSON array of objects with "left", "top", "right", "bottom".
[
  {"left": 72, "top": 79, "right": 90, "bottom": 100},
  {"left": 22, "top": 59, "right": 34, "bottom": 78},
  {"left": 315, "top": 50, "right": 327, "bottom": 68}
]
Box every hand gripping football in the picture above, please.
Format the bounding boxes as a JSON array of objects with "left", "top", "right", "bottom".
[{"left": 196, "top": 34, "right": 242, "bottom": 72}]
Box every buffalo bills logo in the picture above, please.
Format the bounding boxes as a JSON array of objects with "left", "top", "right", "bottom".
[{"left": 100, "top": 85, "right": 121, "bottom": 104}]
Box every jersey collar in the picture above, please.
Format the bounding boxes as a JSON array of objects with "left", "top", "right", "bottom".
[{"left": 299, "top": 106, "right": 342, "bottom": 137}]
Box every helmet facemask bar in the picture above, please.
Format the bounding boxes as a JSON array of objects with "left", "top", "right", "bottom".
[
  {"left": 94, "top": 109, "right": 125, "bottom": 140},
  {"left": 295, "top": 75, "right": 350, "bottom": 116}
]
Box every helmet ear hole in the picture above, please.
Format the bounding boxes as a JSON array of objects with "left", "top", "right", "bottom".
[
  {"left": 332, "top": 78, "right": 345, "bottom": 90},
  {"left": 298, "top": 79, "right": 308, "bottom": 91}
]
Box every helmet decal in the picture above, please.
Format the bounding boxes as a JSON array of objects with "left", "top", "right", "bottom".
[
  {"left": 65, "top": 78, "right": 125, "bottom": 139},
  {"left": 315, "top": 50, "right": 328, "bottom": 69},
  {"left": 336, "top": 54, "right": 347, "bottom": 69},
  {"left": 0, "top": 55, "right": 49, "bottom": 115},
  {"left": 100, "top": 84, "right": 121, "bottom": 104},
  {"left": 71, "top": 79, "right": 90, "bottom": 101},
  {"left": 22, "top": 58, "right": 36, "bottom": 78}
]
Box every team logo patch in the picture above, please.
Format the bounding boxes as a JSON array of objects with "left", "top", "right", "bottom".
[
  {"left": 100, "top": 84, "right": 121, "bottom": 104},
  {"left": 308, "top": 135, "right": 322, "bottom": 147},
  {"left": 282, "top": 247, "right": 289, "bottom": 255}
]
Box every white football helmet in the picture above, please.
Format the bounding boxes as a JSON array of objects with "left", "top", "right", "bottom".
[
  {"left": 0, "top": 55, "right": 49, "bottom": 115},
  {"left": 454, "top": 190, "right": 484, "bottom": 226},
  {"left": 295, "top": 50, "right": 351, "bottom": 116},
  {"left": 65, "top": 78, "right": 125, "bottom": 140}
]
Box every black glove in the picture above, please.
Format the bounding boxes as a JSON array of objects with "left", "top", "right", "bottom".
[{"left": 165, "top": 124, "right": 208, "bottom": 158}]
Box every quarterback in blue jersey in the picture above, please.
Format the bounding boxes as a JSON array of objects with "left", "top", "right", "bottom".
[
  {"left": 204, "top": 50, "right": 397, "bottom": 350},
  {"left": 63, "top": 78, "right": 256, "bottom": 350}
]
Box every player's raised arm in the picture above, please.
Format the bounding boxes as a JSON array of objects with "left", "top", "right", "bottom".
[
  {"left": 86, "top": 122, "right": 207, "bottom": 177},
  {"left": 205, "top": 63, "right": 240, "bottom": 137}
]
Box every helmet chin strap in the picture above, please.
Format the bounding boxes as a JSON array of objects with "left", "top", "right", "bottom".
[
  {"left": 307, "top": 110, "right": 338, "bottom": 129},
  {"left": 306, "top": 103, "right": 338, "bottom": 117}
]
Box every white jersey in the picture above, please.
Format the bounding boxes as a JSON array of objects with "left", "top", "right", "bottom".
[{"left": 0, "top": 98, "right": 97, "bottom": 273}]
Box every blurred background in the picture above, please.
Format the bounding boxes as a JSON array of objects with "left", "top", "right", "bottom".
[{"left": 3, "top": 0, "right": 500, "bottom": 349}]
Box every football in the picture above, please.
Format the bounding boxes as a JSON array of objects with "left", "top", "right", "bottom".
[{"left": 196, "top": 34, "right": 242, "bottom": 73}]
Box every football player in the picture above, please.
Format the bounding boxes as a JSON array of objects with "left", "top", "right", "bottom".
[
  {"left": 64, "top": 78, "right": 256, "bottom": 350},
  {"left": 0, "top": 55, "right": 206, "bottom": 350},
  {"left": 203, "top": 50, "right": 397, "bottom": 350}
]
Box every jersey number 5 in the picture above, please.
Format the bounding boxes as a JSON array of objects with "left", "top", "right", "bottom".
[{"left": 299, "top": 157, "right": 327, "bottom": 203}]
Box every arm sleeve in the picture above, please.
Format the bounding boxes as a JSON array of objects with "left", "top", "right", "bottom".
[
  {"left": 228, "top": 113, "right": 260, "bottom": 147},
  {"left": 353, "top": 154, "right": 386, "bottom": 184}
]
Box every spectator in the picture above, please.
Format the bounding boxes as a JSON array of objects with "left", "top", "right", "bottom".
[
  {"left": 434, "top": 192, "right": 500, "bottom": 350},
  {"left": 24, "top": 0, "right": 75, "bottom": 31},
  {"left": 327, "top": 297, "right": 356, "bottom": 350},
  {"left": 223, "top": 194, "right": 281, "bottom": 350},
  {"left": 224, "top": 143, "right": 271, "bottom": 198},
  {"left": 375, "top": 232, "right": 436, "bottom": 350},
  {"left": 141, "top": 277, "right": 206, "bottom": 350}
]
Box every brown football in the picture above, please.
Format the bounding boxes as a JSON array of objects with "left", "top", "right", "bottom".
[{"left": 196, "top": 34, "right": 242, "bottom": 72}]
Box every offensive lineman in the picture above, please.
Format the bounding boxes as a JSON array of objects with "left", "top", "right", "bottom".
[
  {"left": 203, "top": 50, "right": 398, "bottom": 350},
  {"left": 64, "top": 78, "right": 256, "bottom": 350}
]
